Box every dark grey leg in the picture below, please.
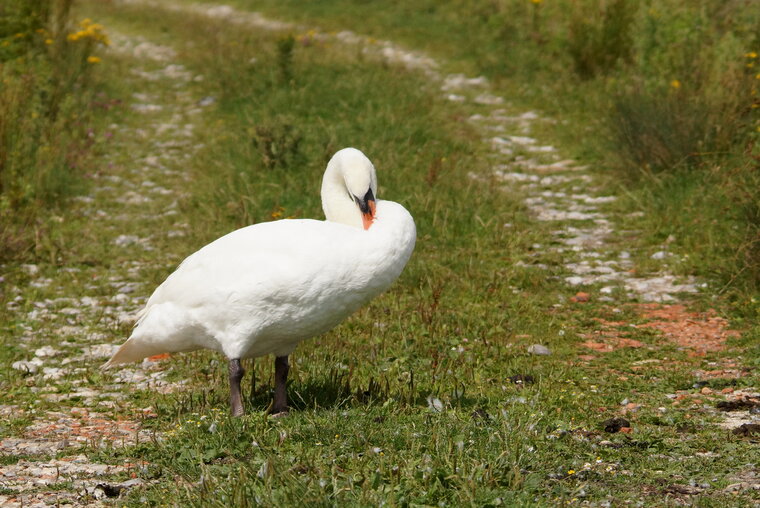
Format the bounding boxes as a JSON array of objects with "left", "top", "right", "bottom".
[
  {"left": 270, "top": 355, "right": 289, "bottom": 415},
  {"left": 228, "top": 358, "right": 245, "bottom": 417}
]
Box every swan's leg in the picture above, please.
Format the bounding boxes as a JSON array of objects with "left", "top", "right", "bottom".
[
  {"left": 228, "top": 358, "right": 245, "bottom": 417},
  {"left": 270, "top": 355, "right": 289, "bottom": 415}
]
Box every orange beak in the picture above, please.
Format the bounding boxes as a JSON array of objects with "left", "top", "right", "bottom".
[{"left": 362, "top": 198, "right": 376, "bottom": 230}]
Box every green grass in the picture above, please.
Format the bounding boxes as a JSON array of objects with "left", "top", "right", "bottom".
[{"left": 0, "top": 0, "right": 758, "bottom": 506}]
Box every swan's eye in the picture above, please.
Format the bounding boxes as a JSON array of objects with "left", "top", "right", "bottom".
[{"left": 354, "top": 194, "right": 374, "bottom": 216}]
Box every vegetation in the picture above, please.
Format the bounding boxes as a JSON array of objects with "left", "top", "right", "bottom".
[
  {"left": 0, "top": 0, "right": 107, "bottom": 260},
  {"left": 0, "top": 0, "right": 758, "bottom": 506}
]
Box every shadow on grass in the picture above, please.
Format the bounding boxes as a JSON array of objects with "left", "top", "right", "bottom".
[{"left": 165, "top": 362, "right": 520, "bottom": 417}]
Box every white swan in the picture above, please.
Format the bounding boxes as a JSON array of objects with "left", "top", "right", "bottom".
[{"left": 103, "top": 148, "right": 416, "bottom": 416}]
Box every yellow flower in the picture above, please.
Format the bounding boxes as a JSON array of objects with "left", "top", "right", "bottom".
[
  {"left": 567, "top": 469, "right": 576, "bottom": 475},
  {"left": 670, "top": 79, "right": 681, "bottom": 89},
  {"left": 45, "top": 38, "right": 53, "bottom": 45},
  {"left": 746, "top": 52, "right": 758, "bottom": 59},
  {"left": 87, "top": 55, "right": 101, "bottom": 63},
  {"left": 530, "top": 0, "right": 542, "bottom": 3},
  {"left": 67, "top": 19, "right": 110, "bottom": 46}
]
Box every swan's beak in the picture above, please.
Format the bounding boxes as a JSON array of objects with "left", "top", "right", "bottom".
[
  {"left": 362, "top": 198, "right": 376, "bottom": 230},
  {"left": 356, "top": 189, "right": 376, "bottom": 230}
]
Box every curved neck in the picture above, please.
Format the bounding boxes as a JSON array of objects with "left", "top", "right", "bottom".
[{"left": 321, "top": 161, "right": 363, "bottom": 229}]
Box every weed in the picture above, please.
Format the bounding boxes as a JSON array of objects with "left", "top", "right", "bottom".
[
  {"left": 731, "top": 148, "right": 760, "bottom": 288},
  {"left": 568, "top": 0, "right": 637, "bottom": 79},
  {"left": 529, "top": 0, "right": 543, "bottom": 43},
  {"left": 251, "top": 119, "right": 303, "bottom": 171},
  {"left": 276, "top": 34, "right": 295, "bottom": 83},
  {"left": 425, "top": 156, "right": 442, "bottom": 186},
  {"left": 610, "top": 84, "right": 710, "bottom": 172},
  {"left": 610, "top": 44, "right": 756, "bottom": 174}
]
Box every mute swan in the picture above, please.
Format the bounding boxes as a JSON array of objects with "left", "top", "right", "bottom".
[{"left": 103, "top": 148, "right": 416, "bottom": 416}]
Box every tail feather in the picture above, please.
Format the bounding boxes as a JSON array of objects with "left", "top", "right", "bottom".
[{"left": 101, "top": 337, "right": 163, "bottom": 370}]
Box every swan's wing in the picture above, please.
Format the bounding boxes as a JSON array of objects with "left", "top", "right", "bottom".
[{"left": 140, "top": 219, "right": 364, "bottom": 316}]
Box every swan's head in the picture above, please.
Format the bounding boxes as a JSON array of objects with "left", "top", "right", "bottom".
[{"left": 321, "top": 148, "right": 378, "bottom": 230}]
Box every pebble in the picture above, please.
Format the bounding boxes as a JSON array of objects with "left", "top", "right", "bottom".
[
  {"left": 34, "top": 346, "right": 59, "bottom": 357},
  {"left": 527, "top": 344, "right": 552, "bottom": 355},
  {"left": 441, "top": 74, "right": 488, "bottom": 91},
  {"left": 113, "top": 234, "right": 140, "bottom": 246},
  {"left": 198, "top": 95, "right": 216, "bottom": 106},
  {"left": 12, "top": 358, "right": 44, "bottom": 374},
  {"left": 427, "top": 396, "right": 444, "bottom": 412},
  {"left": 20, "top": 264, "right": 39, "bottom": 275},
  {"left": 87, "top": 478, "right": 145, "bottom": 500},
  {"left": 602, "top": 417, "right": 631, "bottom": 433},
  {"left": 473, "top": 93, "right": 504, "bottom": 105},
  {"left": 42, "top": 367, "right": 68, "bottom": 380},
  {"left": 570, "top": 292, "right": 590, "bottom": 303}
]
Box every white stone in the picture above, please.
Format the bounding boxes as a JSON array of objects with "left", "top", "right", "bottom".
[
  {"left": 12, "top": 358, "right": 44, "bottom": 374},
  {"left": 34, "top": 346, "right": 59, "bottom": 358},
  {"left": 528, "top": 344, "right": 551, "bottom": 355}
]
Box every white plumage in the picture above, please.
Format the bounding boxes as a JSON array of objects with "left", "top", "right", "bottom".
[{"left": 103, "top": 148, "right": 416, "bottom": 415}]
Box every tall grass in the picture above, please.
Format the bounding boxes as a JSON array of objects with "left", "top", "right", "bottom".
[
  {"left": 0, "top": 0, "right": 106, "bottom": 259},
  {"left": 604, "top": 0, "right": 760, "bottom": 290},
  {"left": 609, "top": 2, "right": 758, "bottom": 174}
]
